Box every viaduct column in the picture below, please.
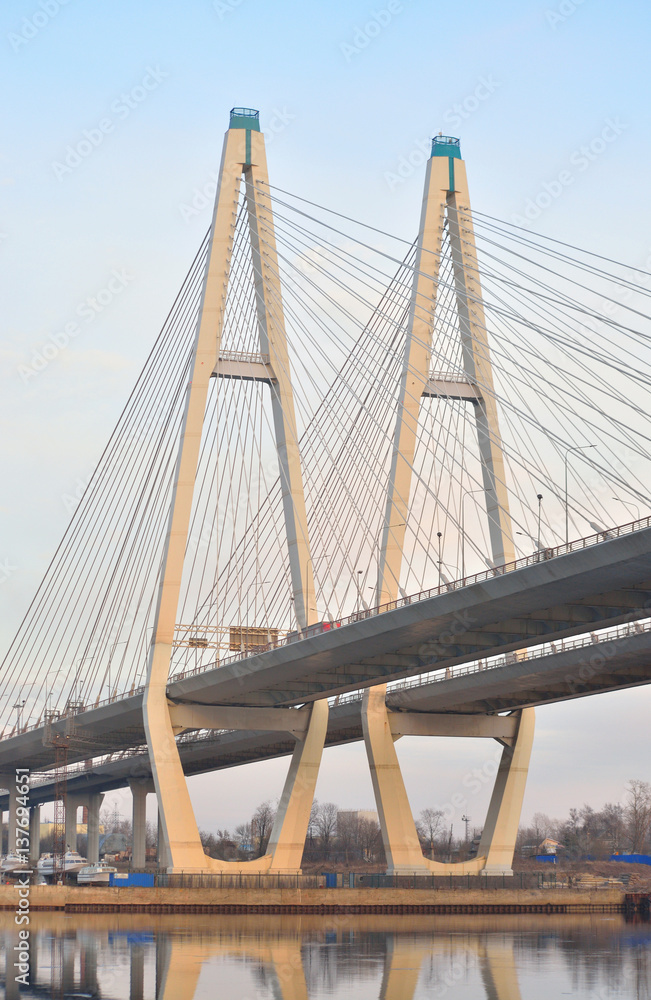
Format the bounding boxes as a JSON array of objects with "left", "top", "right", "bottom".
[
  {"left": 87, "top": 793, "right": 104, "bottom": 863},
  {"left": 29, "top": 804, "right": 40, "bottom": 865},
  {"left": 130, "top": 780, "right": 153, "bottom": 869}
]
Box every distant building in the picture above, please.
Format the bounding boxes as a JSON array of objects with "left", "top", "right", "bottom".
[
  {"left": 38, "top": 822, "right": 105, "bottom": 838},
  {"left": 337, "top": 810, "right": 378, "bottom": 826}
]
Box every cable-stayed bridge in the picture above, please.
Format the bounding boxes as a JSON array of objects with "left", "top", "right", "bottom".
[{"left": 2, "top": 109, "right": 650, "bottom": 875}]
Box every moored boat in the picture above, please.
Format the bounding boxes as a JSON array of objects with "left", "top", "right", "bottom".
[
  {"left": 77, "top": 862, "right": 117, "bottom": 885},
  {"left": 0, "top": 853, "right": 28, "bottom": 873},
  {"left": 37, "top": 850, "right": 88, "bottom": 875}
]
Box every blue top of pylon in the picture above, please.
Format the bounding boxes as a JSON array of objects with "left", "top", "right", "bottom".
[
  {"left": 431, "top": 135, "right": 461, "bottom": 158},
  {"left": 230, "top": 108, "right": 261, "bottom": 131}
]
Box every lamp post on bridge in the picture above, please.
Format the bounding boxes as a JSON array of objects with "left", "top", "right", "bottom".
[
  {"left": 12, "top": 700, "right": 25, "bottom": 734},
  {"left": 461, "top": 488, "right": 485, "bottom": 580},
  {"left": 564, "top": 444, "right": 596, "bottom": 545},
  {"left": 537, "top": 493, "right": 543, "bottom": 551},
  {"left": 70, "top": 655, "right": 96, "bottom": 712},
  {"left": 106, "top": 641, "right": 128, "bottom": 701},
  {"left": 612, "top": 496, "right": 640, "bottom": 523}
]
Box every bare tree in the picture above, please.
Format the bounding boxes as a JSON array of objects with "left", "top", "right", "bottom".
[
  {"left": 252, "top": 801, "right": 276, "bottom": 857},
  {"left": 314, "top": 802, "right": 338, "bottom": 859},
  {"left": 358, "top": 817, "right": 383, "bottom": 863},
  {"left": 336, "top": 812, "right": 359, "bottom": 864},
  {"left": 418, "top": 808, "right": 444, "bottom": 859},
  {"left": 625, "top": 780, "right": 651, "bottom": 853},
  {"left": 601, "top": 802, "right": 625, "bottom": 852}
]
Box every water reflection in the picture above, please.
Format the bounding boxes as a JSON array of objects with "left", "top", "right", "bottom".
[{"left": 0, "top": 913, "right": 649, "bottom": 999}]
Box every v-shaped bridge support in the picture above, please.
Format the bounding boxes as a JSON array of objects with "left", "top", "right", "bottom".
[
  {"left": 143, "top": 109, "right": 326, "bottom": 872},
  {"left": 364, "top": 136, "right": 535, "bottom": 875}
]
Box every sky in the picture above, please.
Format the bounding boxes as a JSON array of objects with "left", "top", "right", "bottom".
[{"left": 1, "top": 0, "right": 651, "bottom": 836}]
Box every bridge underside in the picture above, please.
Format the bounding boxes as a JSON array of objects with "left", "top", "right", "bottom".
[
  {"left": 2, "top": 529, "right": 650, "bottom": 778},
  {"left": 7, "top": 618, "right": 650, "bottom": 812}
]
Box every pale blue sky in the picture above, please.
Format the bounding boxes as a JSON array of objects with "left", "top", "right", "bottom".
[{"left": 2, "top": 0, "right": 650, "bottom": 831}]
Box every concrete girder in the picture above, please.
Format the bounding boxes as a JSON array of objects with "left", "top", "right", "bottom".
[
  {"left": 167, "top": 703, "right": 311, "bottom": 737},
  {"left": 387, "top": 712, "right": 517, "bottom": 739}
]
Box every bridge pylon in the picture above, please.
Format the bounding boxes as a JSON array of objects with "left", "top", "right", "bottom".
[
  {"left": 365, "top": 135, "right": 535, "bottom": 875},
  {"left": 143, "top": 109, "right": 326, "bottom": 873}
]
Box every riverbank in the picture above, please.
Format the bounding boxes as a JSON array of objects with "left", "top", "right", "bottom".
[{"left": 0, "top": 884, "right": 629, "bottom": 913}]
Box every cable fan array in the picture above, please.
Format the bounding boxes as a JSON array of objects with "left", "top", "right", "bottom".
[{"left": 1, "top": 175, "right": 650, "bottom": 736}]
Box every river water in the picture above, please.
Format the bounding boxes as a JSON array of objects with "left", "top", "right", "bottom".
[{"left": 0, "top": 912, "right": 649, "bottom": 999}]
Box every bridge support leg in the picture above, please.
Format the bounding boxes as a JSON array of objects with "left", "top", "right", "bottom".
[
  {"left": 362, "top": 686, "right": 429, "bottom": 873},
  {"left": 157, "top": 809, "right": 171, "bottom": 868},
  {"left": 87, "top": 792, "right": 103, "bottom": 864},
  {"left": 29, "top": 804, "right": 40, "bottom": 865},
  {"left": 479, "top": 707, "right": 535, "bottom": 875},
  {"left": 0, "top": 777, "right": 19, "bottom": 855},
  {"left": 65, "top": 796, "right": 81, "bottom": 853},
  {"left": 129, "top": 780, "right": 152, "bottom": 869},
  {"left": 362, "top": 686, "right": 534, "bottom": 874},
  {"left": 266, "top": 700, "right": 329, "bottom": 872}
]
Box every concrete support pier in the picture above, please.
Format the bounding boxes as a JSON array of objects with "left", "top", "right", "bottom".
[
  {"left": 65, "top": 797, "right": 82, "bottom": 853},
  {"left": 130, "top": 780, "right": 153, "bottom": 869},
  {"left": 0, "top": 777, "right": 19, "bottom": 855},
  {"left": 87, "top": 792, "right": 104, "bottom": 864},
  {"left": 29, "top": 804, "right": 40, "bottom": 865}
]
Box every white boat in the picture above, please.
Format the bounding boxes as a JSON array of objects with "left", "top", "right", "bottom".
[
  {"left": 37, "top": 851, "right": 88, "bottom": 875},
  {"left": 1, "top": 853, "right": 28, "bottom": 873},
  {"left": 77, "top": 862, "right": 117, "bottom": 885}
]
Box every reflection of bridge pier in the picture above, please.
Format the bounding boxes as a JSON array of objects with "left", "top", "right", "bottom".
[
  {"left": 378, "top": 935, "right": 523, "bottom": 1000},
  {"left": 379, "top": 939, "right": 424, "bottom": 999},
  {"left": 130, "top": 940, "right": 145, "bottom": 1000},
  {"left": 80, "top": 935, "right": 99, "bottom": 996},
  {"left": 155, "top": 934, "right": 309, "bottom": 1000},
  {"left": 480, "top": 940, "right": 523, "bottom": 1000},
  {"left": 62, "top": 935, "right": 76, "bottom": 995},
  {"left": 4, "top": 929, "right": 20, "bottom": 1000}
]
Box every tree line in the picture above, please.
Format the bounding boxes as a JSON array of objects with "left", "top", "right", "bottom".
[{"left": 517, "top": 779, "right": 651, "bottom": 860}]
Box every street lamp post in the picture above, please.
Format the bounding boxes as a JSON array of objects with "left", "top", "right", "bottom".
[
  {"left": 461, "top": 488, "right": 485, "bottom": 580},
  {"left": 612, "top": 496, "right": 640, "bottom": 523},
  {"left": 106, "top": 640, "right": 128, "bottom": 701},
  {"left": 564, "top": 445, "right": 596, "bottom": 545},
  {"left": 12, "top": 700, "right": 25, "bottom": 734},
  {"left": 462, "top": 813, "right": 470, "bottom": 844},
  {"left": 536, "top": 493, "right": 543, "bottom": 551}
]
